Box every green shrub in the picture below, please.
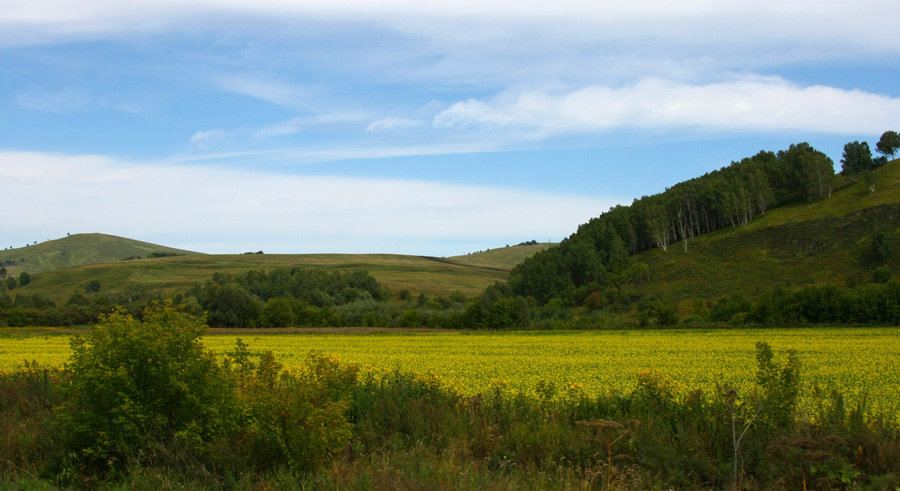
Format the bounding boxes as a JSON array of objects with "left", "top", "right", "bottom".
[
  {"left": 754, "top": 341, "right": 801, "bottom": 429},
  {"left": 55, "top": 302, "right": 239, "bottom": 474},
  {"left": 872, "top": 227, "right": 895, "bottom": 262},
  {"left": 711, "top": 293, "right": 751, "bottom": 323},
  {"left": 230, "top": 348, "right": 356, "bottom": 472},
  {"left": 873, "top": 265, "right": 892, "bottom": 284},
  {"left": 0, "top": 362, "right": 64, "bottom": 481},
  {"left": 262, "top": 297, "right": 297, "bottom": 327}
]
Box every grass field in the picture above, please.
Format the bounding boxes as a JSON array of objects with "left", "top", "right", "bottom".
[
  {"left": 446, "top": 242, "right": 556, "bottom": 270},
  {"left": 3, "top": 328, "right": 898, "bottom": 418},
  {"left": 16, "top": 253, "right": 511, "bottom": 304}
]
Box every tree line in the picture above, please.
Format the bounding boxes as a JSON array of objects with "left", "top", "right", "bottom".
[{"left": 509, "top": 133, "right": 898, "bottom": 307}]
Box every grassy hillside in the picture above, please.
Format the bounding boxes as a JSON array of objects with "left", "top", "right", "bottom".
[
  {"left": 0, "top": 233, "right": 200, "bottom": 276},
  {"left": 638, "top": 159, "right": 900, "bottom": 307},
  {"left": 446, "top": 242, "right": 556, "bottom": 271},
  {"left": 13, "top": 253, "right": 510, "bottom": 304}
]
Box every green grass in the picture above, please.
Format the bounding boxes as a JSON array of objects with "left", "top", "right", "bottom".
[
  {"left": 447, "top": 243, "right": 557, "bottom": 271},
  {"left": 5, "top": 237, "right": 550, "bottom": 305},
  {"left": 638, "top": 160, "right": 900, "bottom": 306},
  {"left": 14, "top": 253, "right": 510, "bottom": 304},
  {"left": 0, "top": 233, "right": 200, "bottom": 276}
]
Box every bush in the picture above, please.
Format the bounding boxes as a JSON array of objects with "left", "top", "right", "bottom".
[
  {"left": 754, "top": 341, "right": 801, "bottom": 429},
  {"left": 0, "top": 362, "right": 64, "bottom": 480},
  {"left": 872, "top": 227, "right": 895, "bottom": 262},
  {"left": 84, "top": 279, "right": 101, "bottom": 293},
  {"left": 873, "top": 266, "right": 892, "bottom": 284},
  {"left": 711, "top": 293, "right": 751, "bottom": 323},
  {"left": 229, "top": 346, "right": 356, "bottom": 472},
  {"left": 55, "top": 302, "right": 239, "bottom": 474},
  {"left": 262, "top": 297, "right": 297, "bottom": 327}
]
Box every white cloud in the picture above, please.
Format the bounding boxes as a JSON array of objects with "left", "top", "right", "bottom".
[
  {"left": 17, "top": 88, "right": 91, "bottom": 113},
  {"left": 2, "top": 0, "right": 897, "bottom": 57},
  {"left": 216, "top": 75, "right": 314, "bottom": 109},
  {"left": 0, "top": 151, "right": 615, "bottom": 254},
  {"left": 255, "top": 113, "right": 369, "bottom": 138},
  {"left": 366, "top": 117, "right": 424, "bottom": 132},
  {"left": 189, "top": 128, "right": 226, "bottom": 149},
  {"left": 434, "top": 77, "right": 900, "bottom": 136}
]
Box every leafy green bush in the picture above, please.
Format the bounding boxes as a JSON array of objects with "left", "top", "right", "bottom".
[
  {"left": 754, "top": 341, "right": 801, "bottom": 429},
  {"left": 261, "top": 297, "right": 297, "bottom": 327},
  {"left": 55, "top": 302, "right": 238, "bottom": 474},
  {"left": 710, "top": 293, "right": 752, "bottom": 323},
  {"left": 229, "top": 346, "right": 356, "bottom": 472},
  {"left": 871, "top": 227, "right": 895, "bottom": 262},
  {"left": 873, "top": 265, "right": 892, "bottom": 284}
]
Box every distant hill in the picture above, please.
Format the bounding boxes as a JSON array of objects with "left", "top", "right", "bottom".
[
  {"left": 447, "top": 243, "right": 556, "bottom": 271},
  {"left": 0, "top": 233, "right": 201, "bottom": 276},
  {"left": 10, "top": 252, "right": 511, "bottom": 304}
]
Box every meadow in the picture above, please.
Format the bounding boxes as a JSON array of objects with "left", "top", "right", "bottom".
[{"left": 4, "top": 327, "right": 899, "bottom": 417}]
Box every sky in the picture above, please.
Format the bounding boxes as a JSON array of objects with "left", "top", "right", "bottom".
[{"left": 2, "top": 1, "right": 899, "bottom": 256}]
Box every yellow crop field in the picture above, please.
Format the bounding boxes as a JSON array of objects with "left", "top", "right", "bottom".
[{"left": 2, "top": 328, "right": 898, "bottom": 416}]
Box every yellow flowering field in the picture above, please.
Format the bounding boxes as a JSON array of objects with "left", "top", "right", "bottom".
[{"left": 2, "top": 328, "right": 898, "bottom": 416}]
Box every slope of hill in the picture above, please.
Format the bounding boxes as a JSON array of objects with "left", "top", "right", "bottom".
[
  {"left": 509, "top": 154, "right": 899, "bottom": 311},
  {"left": 637, "top": 161, "right": 899, "bottom": 305},
  {"left": 13, "top": 253, "right": 510, "bottom": 304},
  {"left": 0, "top": 233, "right": 200, "bottom": 276},
  {"left": 446, "top": 242, "right": 556, "bottom": 271}
]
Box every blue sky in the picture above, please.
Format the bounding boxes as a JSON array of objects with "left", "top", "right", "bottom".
[{"left": 2, "top": 1, "right": 899, "bottom": 255}]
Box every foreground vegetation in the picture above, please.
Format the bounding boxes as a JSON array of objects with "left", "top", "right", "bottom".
[
  {"left": 2, "top": 303, "right": 899, "bottom": 489},
  {"left": 5, "top": 328, "right": 899, "bottom": 419}
]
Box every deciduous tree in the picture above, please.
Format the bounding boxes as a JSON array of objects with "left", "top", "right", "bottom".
[
  {"left": 841, "top": 141, "right": 874, "bottom": 180},
  {"left": 876, "top": 130, "right": 899, "bottom": 159}
]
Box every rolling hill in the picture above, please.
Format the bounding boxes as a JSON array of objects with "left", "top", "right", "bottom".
[
  {"left": 0, "top": 233, "right": 200, "bottom": 276},
  {"left": 6, "top": 241, "right": 548, "bottom": 304},
  {"left": 447, "top": 242, "right": 556, "bottom": 270}
]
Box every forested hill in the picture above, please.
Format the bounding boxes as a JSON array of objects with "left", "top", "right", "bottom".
[{"left": 509, "top": 140, "right": 899, "bottom": 305}]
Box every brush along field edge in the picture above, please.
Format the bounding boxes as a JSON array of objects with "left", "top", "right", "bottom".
[{"left": 1, "top": 328, "right": 898, "bottom": 418}]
